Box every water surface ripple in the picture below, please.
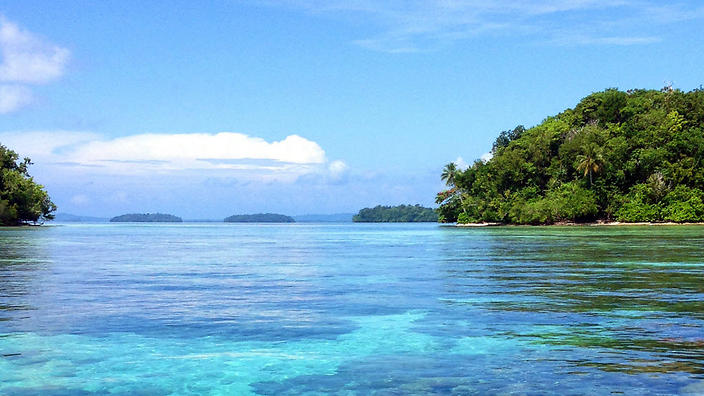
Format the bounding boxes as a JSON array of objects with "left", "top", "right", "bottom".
[{"left": 1, "top": 223, "right": 703, "bottom": 394}]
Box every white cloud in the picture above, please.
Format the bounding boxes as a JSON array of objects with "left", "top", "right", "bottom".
[
  {"left": 328, "top": 160, "right": 348, "bottom": 175},
  {"left": 0, "top": 16, "right": 70, "bottom": 84},
  {"left": 261, "top": 0, "right": 701, "bottom": 52},
  {"left": 0, "top": 16, "right": 69, "bottom": 113},
  {"left": 0, "top": 130, "right": 97, "bottom": 155},
  {"left": 554, "top": 35, "right": 661, "bottom": 46},
  {"left": 454, "top": 156, "right": 469, "bottom": 170},
  {"left": 0, "top": 84, "right": 31, "bottom": 113},
  {"left": 327, "top": 160, "right": 349, "bottom": 182},
  {"left": 70, "top": 133, "right": 325, "bottom": 166},
  {"left": 0, "top": 130, "right": 345, "bottom": 181},
  {"left": 480, "top": 152, "right": 493, "bottom": 163}
]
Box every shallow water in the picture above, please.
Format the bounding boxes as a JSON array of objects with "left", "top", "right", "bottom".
[{"left": 1, "top": 223, "right": 703, "bottom": 395}]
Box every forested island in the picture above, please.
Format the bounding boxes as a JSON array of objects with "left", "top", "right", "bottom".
[
  {"left": 224, "top": 213, "right": 295, "bottom": 223},
  {"left": 110, "top": 213, "right": 183, "bottom": 222},
  {"left": 0, "top": 145, "right": 56, "bottom": 225},
  {"left": 353, "top": 205, "right": 438, "bottom": 222},
  {"left": 437, "top": 87, "right": 704, "bottom": 225}
]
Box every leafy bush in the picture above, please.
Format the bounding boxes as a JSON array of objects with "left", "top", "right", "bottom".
[
  {"left": 616, "top": 201, "right": 661, "bottom": 222},
  {"left": 456, "top": 212, "right": 471, "bottom": 224},
  {"left": 545, "top": 182, "right": 598, "bottom": 222},
  {"left": 507, "top": 183, "right": 597, "bottom": 224},
  {"left": 509, "top": 198, "right": 550, "bottom": 225},
  {"left": 661, "top": 186, "right": 704, "bottom": 222}
]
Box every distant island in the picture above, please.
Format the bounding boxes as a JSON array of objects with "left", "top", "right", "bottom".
[
  {"left": 110, "top": 213, "right": 183, "bottom": 222},
  {"left": 353, "top": 205, "right": 438, "bottom": 222},
  {"left": 224, "top": 213, "right": 295, "bottom": 223},
  {"left": 437, "top": 87, "right": 704, "bottom": 225}
]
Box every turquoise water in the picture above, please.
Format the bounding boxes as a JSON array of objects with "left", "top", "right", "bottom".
[{"left": 1, "top": 223, "right": 704, "bottom": 395}]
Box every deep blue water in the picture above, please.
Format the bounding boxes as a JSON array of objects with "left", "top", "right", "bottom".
[{"left": 1, "top": 223, "right": 704, "bottom": 395}]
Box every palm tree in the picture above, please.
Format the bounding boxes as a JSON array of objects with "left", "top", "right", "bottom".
[
  {"left": 441, "top": 162, "right": 458, "bottom": 187},
  {"left": 441, "top": 162, "right": 469, "bottom": 215},
  {"left": 576, "top": 145, "right": 604, "bottom": 186}
]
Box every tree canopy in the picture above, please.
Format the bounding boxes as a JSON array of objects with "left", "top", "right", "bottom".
[
  {"left": 353, "top": 205, "right": 438, "bottom": 222},
  {"left": 437, "top": 88, "right": 704, "bottom": 224},
  {"left": 0, "top": 144, "right": 56, "bottom": 225}
]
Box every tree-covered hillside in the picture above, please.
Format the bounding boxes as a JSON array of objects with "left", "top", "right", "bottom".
[
  {"left": 353, "top": 205, "right": 438, "bottom": 222},
  {"left": 437, "top": 88, "right": 704, "bottom": 224},
  {"left": 0, "top": 144, "right": 56, "bottom": 225}
]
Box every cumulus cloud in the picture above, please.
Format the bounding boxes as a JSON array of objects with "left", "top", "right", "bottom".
[
  {"left": 454, "top": 156, "right": 469, "bottom": 170},
  {"left": 0, "top": 130, "right": 345, "bottom": 181},
  {"left": 480, "top": 152, "right": 493, "bottom": 163},
  {"left": 70, "top": 133, "right": 325, "bottom": 166},
  {"left": 328, "top": 160, "right": 348, "bottom": 176},
  {"left": 326, "top": 159, "right": 350, "bottom": 183},
  {"left": 0, "top": 16, "right": 69, "bottom": 112}
]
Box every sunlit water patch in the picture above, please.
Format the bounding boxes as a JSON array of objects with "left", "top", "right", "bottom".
[{"left": 1, "top": 223, "right": 703, "bottom": 394}]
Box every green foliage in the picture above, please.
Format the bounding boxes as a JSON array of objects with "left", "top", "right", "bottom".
[
  {"left": 575, "top": 143, "right": 604, "bottom": 186},
  {"left": 661, "top": 186, "right": 704, "bottom": 222},
  {"left": 456, "top": 212, "right": 471, "bottom": 224},
  {"left": 439, "top": 88, "right": 704, "bottom": 224},
  {"left": 505, "top": 183, "right": 597, "bottom": 224},
  {"left": 435, "top": 192, "right": 461, "bottom": 223},
  {"left": 615, "top": 184, "right": 662, "bottom": 222},
  {"left": 441, "top": 163, "right": 458, "bottom": 187},
  {"left": 547, "top": 182, "right": 599, "bottom": 222},
  {"left": 492, "top": 125, "right": 525, "bottom": 153},
  {"left": 224, "top": 213, "right": 295, "bottom": 223},
  {"left": 508, "top": 197, "right": 550, "bottom": 225},
  {"left": 0, "top": 144, "right": 56, "bottom": 225},
  {"left": 110, "top": 213, "right": 183, "bottom": 222},
  {"left": 353, "top": 205, "right": 438, "bottom": 222}
]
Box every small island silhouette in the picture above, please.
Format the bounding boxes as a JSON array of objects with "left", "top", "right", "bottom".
[
  {"left": 353, "top": 205, "right": 438, "bottom": 222},
  {"left": 110, "top": 213, "right": 183, "bottom": 222},
  {"left": 224, "top": 213, "right": 295, "bottom": 223}
]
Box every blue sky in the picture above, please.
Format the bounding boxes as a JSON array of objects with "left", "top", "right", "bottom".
[{"left": 1, "top": 0, "right": 703, "bottom": 218}]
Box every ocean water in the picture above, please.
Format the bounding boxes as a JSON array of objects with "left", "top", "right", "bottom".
[{"left": 1, "top": 223, "right": 703, "bottom": 395}]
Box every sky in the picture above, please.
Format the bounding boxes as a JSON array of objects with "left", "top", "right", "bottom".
[{"left": 0, "top": 0, "right": 703, "bottom": 218}]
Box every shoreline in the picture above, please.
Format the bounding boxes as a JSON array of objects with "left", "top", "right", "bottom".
[{"left": 455, "top": 221, "right": 704, "bottom": 227}]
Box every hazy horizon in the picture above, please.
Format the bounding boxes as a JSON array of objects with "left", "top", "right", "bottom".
[{"left": 52, "top": 211, "right": 359, "bottom": 221}]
